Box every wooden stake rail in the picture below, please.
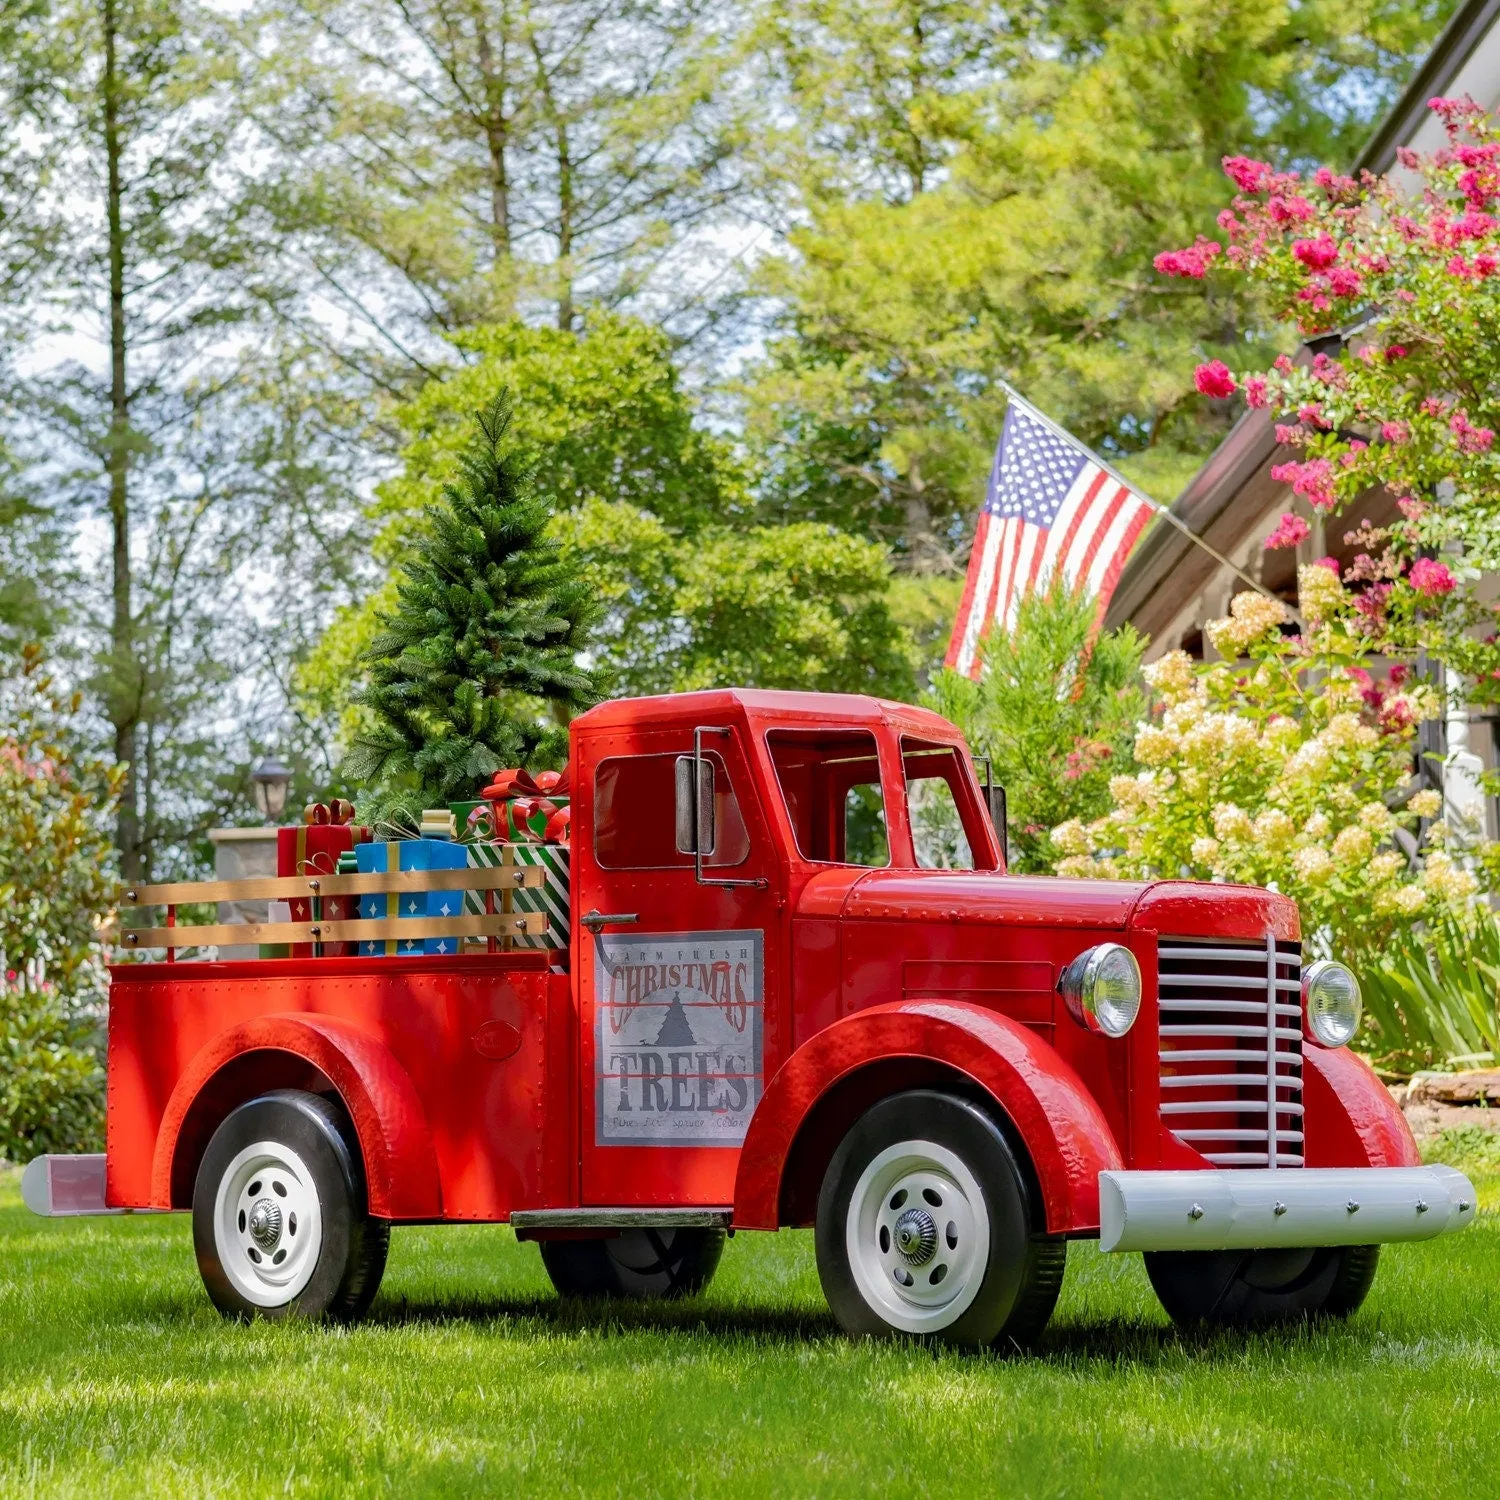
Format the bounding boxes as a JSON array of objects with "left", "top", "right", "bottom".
[
  {"left": 120, "top": 866, "right": 545, "bottom": 906},
  {"left": 108, "top": 912, "right": 545, "bottom": 951},
  {"left": 111, "top": 863, "right": 550, "bottom": 957}
]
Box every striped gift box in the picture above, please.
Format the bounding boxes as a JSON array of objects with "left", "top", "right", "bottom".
[{"left": 465, "top": 842, "right": 570, "bottom": 951}]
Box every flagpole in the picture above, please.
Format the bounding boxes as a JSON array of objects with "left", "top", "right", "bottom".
[{"left": 990, "top": 378, "right": 1287, "bottom": 609}]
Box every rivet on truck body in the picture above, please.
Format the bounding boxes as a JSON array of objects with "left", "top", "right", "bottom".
[
  {"left": 1346, "top": 1200, "right": 1360, "bottom": 1213},
  {"left": 1273, "top": 1201, "right": 1287, "bottom": 1216},
  {"left": 1415, "top": 1200, "right": 1429, "bottom": 1213},
  {"left": 1187, "top": 1203, "right": 1204, "bottom": 1220}
]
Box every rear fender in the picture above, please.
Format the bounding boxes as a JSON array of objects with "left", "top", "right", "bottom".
[
  {"left": 1302, "top": 1044, "right": 1421, "bottom": 1168},
  {"left": 734, "top": 1000, "right": 1124, "bottom": 1235},
  {"left": 149, "top": 1013, "right": 442, "bottom": 1219}
]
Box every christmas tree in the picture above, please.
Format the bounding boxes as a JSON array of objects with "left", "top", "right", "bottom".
[{"left": 344, "top": 392, "right": 600, "bottom": 819}]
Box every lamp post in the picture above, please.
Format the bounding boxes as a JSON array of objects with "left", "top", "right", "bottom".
[{"left": 250, "top": 755, "right": 292, "bottom": 823}]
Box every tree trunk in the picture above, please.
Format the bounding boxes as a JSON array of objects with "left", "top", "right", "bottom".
[
  {"left": 528, "top": 31, "right": 575, "bottom": 332},
  {"left": 102, "top": 0, "right": 141, "bottom": 878},
  {"left": 473, "top": 16, "right": 512, "bottom": 273}
]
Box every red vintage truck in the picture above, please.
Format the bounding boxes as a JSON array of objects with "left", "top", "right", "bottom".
[{"left": 23, "top": 689, "right": 1476, "bottom": 1343}]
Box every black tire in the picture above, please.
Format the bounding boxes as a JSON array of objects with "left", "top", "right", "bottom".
[
  {"left": 815, "top": 1090, "right": 1065, "bottom": 1348},
  {"left": 1145, "top": 1244, "right": 1381, "bottom": 1328},
  {"left": 192, "top": 1089, "right": 390, "bottom": 1322},
  {"left": 540, "top": 1227, "right": 725, "bottom": 1300}
]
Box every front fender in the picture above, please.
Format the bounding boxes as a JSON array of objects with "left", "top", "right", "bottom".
[
  {"left": 1303, "top": 1044, "right": 1421, "bottom": 1168},
  {"left": 149, "top": 1013, "right": 442, "bottom": 1219},
  {"left": 734, "top": 1000, "right": 1124, "bottom": 1235}
]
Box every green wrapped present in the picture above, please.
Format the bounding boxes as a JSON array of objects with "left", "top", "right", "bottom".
[{"left": 465, "top": 841, "right": 570, "bottom": 951}]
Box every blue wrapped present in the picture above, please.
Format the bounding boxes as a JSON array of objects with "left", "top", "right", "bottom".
[{"left": 355, "top": 838, "right": 468, "bottom": 956}]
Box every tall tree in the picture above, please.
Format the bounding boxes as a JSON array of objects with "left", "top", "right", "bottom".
[
  {"left": 247, "top": 0, "right": 746, "bottom": 354},
  {"left": 0, "top": 1, "right": 370, "bottom": 878}
]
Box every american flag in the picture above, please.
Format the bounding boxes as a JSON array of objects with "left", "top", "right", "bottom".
[{"left": 945, "top": 396, "right": 1157, "bottom": 678}]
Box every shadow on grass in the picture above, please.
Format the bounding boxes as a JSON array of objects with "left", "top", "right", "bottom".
[
  {"left": 355, "top": 1290, "right": 1362, "bottom": 1370},
  {"left": 364, "top": 1289, "right": 844, "bottom": 1343}
]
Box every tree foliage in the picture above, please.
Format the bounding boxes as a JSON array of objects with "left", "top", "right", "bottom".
[
  {"left": 344, "top": 393, "right": 601, "bottom": 816},
  {"left": 741, "top": 0, "right": 1458, "bottom": 570},
  {"left": 0, "top": 647, "right": 120, "bottom": 1160},
  {"left": 305, "top": 314, "right": 914, "bottom": 744},
  {"left": 931, "top": 586, "right": 1148, "bottom": 872},
  {"left": 248, "top": 0, "right": 745, "bottom": 340},
  {"left": 563, "top": 498, "right": 915, "bottom": 697}
]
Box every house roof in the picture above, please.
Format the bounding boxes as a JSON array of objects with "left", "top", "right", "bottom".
[{"left": 1102, "top": 0, "right": 1500, "bottom": 642}]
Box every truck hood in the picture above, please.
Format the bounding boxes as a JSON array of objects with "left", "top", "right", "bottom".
[{"left": 826, "top": 870, "right": 1299, "bottom": 942}]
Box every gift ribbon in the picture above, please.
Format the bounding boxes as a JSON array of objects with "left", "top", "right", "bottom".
[{"left": 303, "top": 799, "right": 357, "bottom": 826}]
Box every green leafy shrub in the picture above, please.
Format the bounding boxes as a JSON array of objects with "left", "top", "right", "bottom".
[
  {"left": 0, "top": 646, "right": 120, "bottom": 1160},
  {"left": 931, "top": 586, "right": 1148, "bottom": 873},
  {"left": 1360, "top": 917, "right": 1500, "bottom": 1074}
]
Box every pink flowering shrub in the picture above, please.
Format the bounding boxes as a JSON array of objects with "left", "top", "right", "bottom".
[
  {"left": 1155, "top": 101, "right": 1500, "bottom": 707},
  {"left": 0, "top": 646, "right": 121, "bottom": 1159},
  {"left": 1263, "top": 512, "right": 1310, "bottom": 549}
]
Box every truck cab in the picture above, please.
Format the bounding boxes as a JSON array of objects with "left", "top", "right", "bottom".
[{"left": 28, "top": 689, "right": 1477, "bottom": 1344}]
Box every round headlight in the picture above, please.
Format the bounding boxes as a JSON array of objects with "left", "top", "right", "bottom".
[
  {"left": 1304, "top": 959, "right": 1362, "bottom": 1048},
  {"left": 1059, "top": 943, "right": 1142, "bottom": 1038}
]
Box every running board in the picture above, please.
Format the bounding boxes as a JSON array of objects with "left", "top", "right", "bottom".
[
  {"left": 510, "top": 1207, "right": 732, "bottom": 1240},
  {"left": 21, "top": 1155, "right": 121, "bottom": 1216}
]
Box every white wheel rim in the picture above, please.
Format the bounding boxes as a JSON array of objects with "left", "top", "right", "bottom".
[
  {"left": 213, "top": 1141, "right": 323, "bottom": 1308},
  {"left": 845, "top": 1138, "right": 990, "bottom": 1333}
]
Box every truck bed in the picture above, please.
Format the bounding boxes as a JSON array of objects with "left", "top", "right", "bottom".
[{"left": 106, "top": 952, "right": 577, "bottom": 1222}]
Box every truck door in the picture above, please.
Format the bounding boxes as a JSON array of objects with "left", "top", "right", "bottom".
[{"left": 575, "top": 725, "right": 780, "bottom": 1206}]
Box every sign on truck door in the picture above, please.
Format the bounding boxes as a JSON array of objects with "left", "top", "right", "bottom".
[{"left": 575, "top": 725, "right": 780, "bottom": 1206}]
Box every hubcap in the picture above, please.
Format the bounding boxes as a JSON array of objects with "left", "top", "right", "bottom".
[
  {"left": 212, "top": 1141, "right": 323, "bottom": 1308},
  {"left": 845, "top": 1138, "right": 991, "bottom": 1334},
  {"left": 894, "top": 1208, "right": 937, "bottom": 1265}
]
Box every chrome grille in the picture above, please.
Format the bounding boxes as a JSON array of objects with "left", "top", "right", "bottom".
[{"left": 1157, "top": 937, "right": 1303, "bottom": 1168}]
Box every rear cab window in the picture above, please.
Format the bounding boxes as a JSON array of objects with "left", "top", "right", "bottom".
[{"left": 594, "top": 751, "right": 751, "bottom": 869}]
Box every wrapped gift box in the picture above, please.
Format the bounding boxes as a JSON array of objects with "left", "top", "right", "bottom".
[
  {"left": 465, "top": 841, "right": 570, "bottom": 952},
  {"left": 355, "top": 838, "right": 468, "bottom": 957},
  {"left": 277, "top": 821, "right": 371, "bottom": 956}
]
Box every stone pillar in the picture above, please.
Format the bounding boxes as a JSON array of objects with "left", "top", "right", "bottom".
[
  {"left": 207, "top": 827, "right": 281, "bottom": 960},
  {"left": 1444, "top": 672, "right": 1487, "bottom": 856}
]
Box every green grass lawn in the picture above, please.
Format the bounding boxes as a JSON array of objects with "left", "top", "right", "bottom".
[{"left": 2, "top": 1136, "right": 1499, "bottom": 1498}]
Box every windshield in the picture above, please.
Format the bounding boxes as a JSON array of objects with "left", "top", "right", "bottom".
[{"left": 902, "top": 739, "right": 993, "bottom": 871}]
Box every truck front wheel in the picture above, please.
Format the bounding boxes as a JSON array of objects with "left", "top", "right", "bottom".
[
  {"left": 192, "top": 1090, "right": 390, "bottom": 1322},
  {"left": 540, "top": 1228, "right": 725, "bottom": 1299},
  {"left": 1144, "top": 1245, "right": 1380, "bottom": 1327},
  {"left": 816, "top": 1090, "right": 1066, "bottom": 1348}
]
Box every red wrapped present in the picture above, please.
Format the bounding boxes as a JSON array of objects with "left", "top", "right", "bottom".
[{"left": 277, "top": 817, "right": 371, "bottom": 956}]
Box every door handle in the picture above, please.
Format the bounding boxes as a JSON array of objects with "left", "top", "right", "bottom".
[{"left": 580, "top": 910, "right": 639, "bottom": 933}]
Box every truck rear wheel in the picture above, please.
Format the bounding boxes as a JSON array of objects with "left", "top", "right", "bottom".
[
  {"left": 192, "top": 1090, "right": 390, "bottom": 1322},
  {"left": 815, "top": 1090, "right": 1066, "bottom": 1348},
  {"left": 540, "top": 1228, "right": 725, "bottom": 1299},
  {"left": 1144, "top": 1245, "right": 1380, "bottom": 1328}
]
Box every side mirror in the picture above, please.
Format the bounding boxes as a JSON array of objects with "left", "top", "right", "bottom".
[
  {"left": 675, "top": 754, "right": 716, "bottom": 856},
  {"left": 989, "top": 783, "right": 1008, "bottom": 869}
]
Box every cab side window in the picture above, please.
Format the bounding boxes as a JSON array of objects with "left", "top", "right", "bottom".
[
  {"left": 594, "top": 751, "right": 751, "bottom": 870},
  {"left": 767, "top": 730, "right": 889, "bottom": 867}
]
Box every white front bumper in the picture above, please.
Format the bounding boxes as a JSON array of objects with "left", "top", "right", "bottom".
[{"left": 1099, "top": 1167, "right": 1477, "bottom": 1253}]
